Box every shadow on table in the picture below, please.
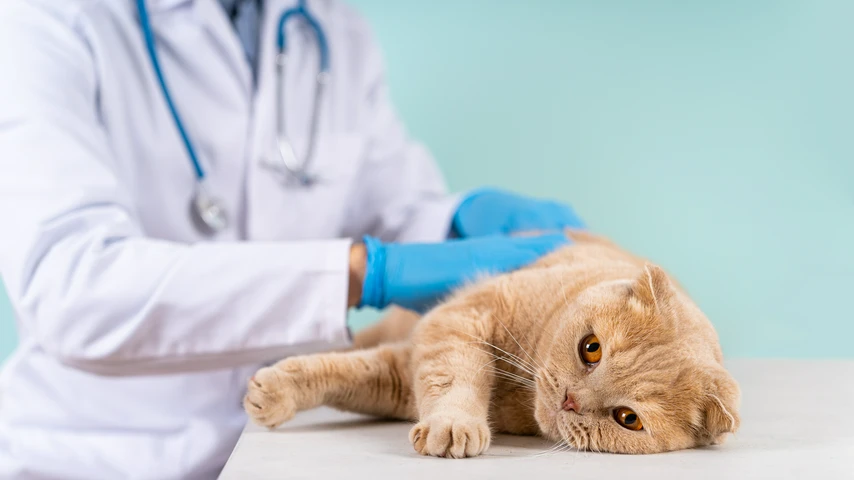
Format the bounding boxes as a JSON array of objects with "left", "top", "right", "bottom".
[
  {"left": 272, "top": 415, "right": 854, "bottom": 460},
  {"left": 275, "top": 416, "right": 402, "bottom": 434}
]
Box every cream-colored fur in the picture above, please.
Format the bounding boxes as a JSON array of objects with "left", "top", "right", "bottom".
[{"left": 244, "top": 230, "right": 740, "bottom": 457}]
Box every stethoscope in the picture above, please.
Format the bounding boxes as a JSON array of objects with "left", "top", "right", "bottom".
[{"left": 136, "top": 0, "right": 329, "bottom": 235}]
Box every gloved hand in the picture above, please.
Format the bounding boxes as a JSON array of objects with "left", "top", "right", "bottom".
[
  {"left": 452, "top": 187, "right": 585, "bottom": 238},
  {"left": 360, "top": 233, "right": 569, "bottom": 313}
]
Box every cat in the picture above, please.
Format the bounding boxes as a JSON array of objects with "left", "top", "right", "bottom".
[{"left": 243, "top": 229, "right": 740, "bottom": 457}]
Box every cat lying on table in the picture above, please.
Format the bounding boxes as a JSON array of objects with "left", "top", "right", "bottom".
[{"left": 243, "top": 229, "right": 740, "bottom": 457}]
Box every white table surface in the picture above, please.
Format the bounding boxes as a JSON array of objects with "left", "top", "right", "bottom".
[{"left": 219, "top": 359, "right": 854, "bottom": 480}]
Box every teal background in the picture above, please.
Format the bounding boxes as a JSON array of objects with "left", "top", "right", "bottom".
[{"left": 1, "top": 0, "right": 852, "bottom": 362}]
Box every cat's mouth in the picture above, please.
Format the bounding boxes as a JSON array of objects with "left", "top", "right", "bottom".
[
  {"left": 554, "top": 417, "right": 578, "bottom": 447},
  {"left": 535, "top": 401, "right": 583, "bottom": 450},
  {"left": 533, "top": 376, "right": 589, "bottom": 449},
  {"left": 533, "top": 384, "right": 568, "bottom": 443},
  {"left": 534, "top": 401, "right": 560, "bottom": 440}
]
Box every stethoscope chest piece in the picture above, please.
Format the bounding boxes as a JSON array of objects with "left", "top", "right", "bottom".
[{"left": 190, "top": 182, "right": 228, "bottom": 236}]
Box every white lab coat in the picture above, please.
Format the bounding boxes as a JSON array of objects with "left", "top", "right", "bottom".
[{"left": 0, "top": 0, "right": 457, "bottom": 478}]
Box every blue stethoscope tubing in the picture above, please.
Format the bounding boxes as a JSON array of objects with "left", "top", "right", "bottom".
[{"left": 135, "top": 0, "right": 329, "bottom": 234}]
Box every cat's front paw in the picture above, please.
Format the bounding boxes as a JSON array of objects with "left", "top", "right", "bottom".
[
  {"left": 409, "top": 412, "right": 491, "bottom": 458},
  {"left": 243, "top": 365, "right": 298, "bottom": 429}
]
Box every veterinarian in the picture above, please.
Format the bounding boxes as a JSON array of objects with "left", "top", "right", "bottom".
[{"left": 0, "top": 1, "right": 583, "bottom": 478}]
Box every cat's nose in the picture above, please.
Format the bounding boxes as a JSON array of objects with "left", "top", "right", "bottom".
[{"left": 562, "top": 393, "right": 581, "bottom": 413}]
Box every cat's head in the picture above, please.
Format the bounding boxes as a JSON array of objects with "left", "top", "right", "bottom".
[{"left": 534, "top": 264, "right": 740, "bottom": 454}]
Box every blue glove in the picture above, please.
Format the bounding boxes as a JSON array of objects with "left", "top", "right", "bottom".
[
  {"left": 452, "top": 187, "right": 585, "bottom": 238},
  {"left": 360, "top": 233, "right": 569, "bottom": 313}
]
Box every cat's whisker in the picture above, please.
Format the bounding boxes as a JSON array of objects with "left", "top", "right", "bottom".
[
  {"left": 489, "top": 366, "right": 533, "bottom": 381},
  {"left": 525, "top": 339, "right": 549, "bottom": 376},
  {"left": 475, "top": 341, "right": 539, "bottom": 375},
  {"left": 475, "top": 356, "right": 504, "bottom": 375},
  {"left": 579, "top": 426, "right": 593, "bottom": 454},
  {"left": 513, "top": 313, "right": 552, "bottom": 372},
  {"left": 487, "top": 367, "right": 536, "bottom": 387},
  {"left": 476, "top": 358, "right": 537, "bottom": 391},
  {"left": 568, "top": 422, "right": 589, "bottom": 453},
  {"left": 519, "top": 317, "right": 549, "bottom": 358},
  {"left": 555, "top": 419, "right": 577, "bottom": 452},
  {"left": 537, "top": 370, "right": 562, "bottom": 400},
  {"left": 553, "top": 444, "right": 574, "bottom": 456},
  {"left": 490, "top": 369, "right": 536, "bottom": 389},
  {"left": 492, "top": 356, "right": 537, "bottom": 377},
  {"left": 471, "top": 347, "right": 536, "bottom": 375},
  {"left": 586, "top": 427, "right": 600, "bottom": 455},
  {"left": 532, "top": 446, "right": 566, "bottom": 458},
  {"left": 494, "top": 316, "right": 544, "bottom": 371},
  {"left": 531, "top": 440, "right": 569, "bottom": 457},
  {"left": 447, "top": 326, "right": 540, "bottom": 374},
  {"left": 591, "top": 425, "right": 603, "bottom": 454},
  {"left": 470, "top": 344, "right": 538, "bottom": 377}
]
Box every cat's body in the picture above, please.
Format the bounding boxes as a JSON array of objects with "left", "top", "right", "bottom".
[{"left": 244, "top": 231, "right": 740, "bottom": 457}]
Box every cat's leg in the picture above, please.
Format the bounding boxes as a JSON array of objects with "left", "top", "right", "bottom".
[
  {"left": 408, "top": 297, "right": 499, "bottom": 459},
  {"left": 351, "top": 307, "right": 420, "bottom": 349},
  {"left": 244, "top": 343, "right": 415, "bottom": 428}
]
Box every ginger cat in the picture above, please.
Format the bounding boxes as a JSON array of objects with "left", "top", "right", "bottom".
[{"left": 244, "top": 230, "right": 740, "bottom": 456}]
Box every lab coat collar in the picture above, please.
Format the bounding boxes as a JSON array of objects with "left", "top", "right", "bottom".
[
  {"left": 192, "top": 0, "right": 254, "bottom": 94},
  {"left": 140, "top": 0, "right": 253, "bottom": 94}
]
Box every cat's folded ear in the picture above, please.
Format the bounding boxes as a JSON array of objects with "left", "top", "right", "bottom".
[
  {"left": 700, "top": 369, "right": 742, "bottom": 443},
  {"left": 629, "top": 264, "right": 675, "bottom": 314}
]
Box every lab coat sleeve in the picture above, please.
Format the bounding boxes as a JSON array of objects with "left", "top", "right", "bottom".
[
  {"left": 0, "top": 3, "right": 352, "bottom": 376},
  {"left": 341, "top": 20, "right": 461, "bottom": 244}
]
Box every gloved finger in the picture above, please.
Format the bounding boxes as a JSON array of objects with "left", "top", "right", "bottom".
[
  {"left": 506, "top": 208, "right": 562, "bottom": 233},
  {"left": 467, "top": 233, "right": 570, "bottom": 276},
  {"left": 508, "top": 232, "right": 571, "bottom": 255},
  {"left": 504, "top": 202, "right": 584, "bottom": 233},
  {"left": 540, "top": 201, "right": 583, "bottom": 229}
]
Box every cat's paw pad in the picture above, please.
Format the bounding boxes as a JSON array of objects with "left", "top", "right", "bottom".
[
  {"left": 243, "top": 366, "right": 298, "bottom": 429},
  {"left": 409, "top": 413, "right": 491, "bottom": 458}
]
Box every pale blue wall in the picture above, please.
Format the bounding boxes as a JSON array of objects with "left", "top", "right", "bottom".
[{"left": 1, "top": 0, "right": 852, "bottom": 362}]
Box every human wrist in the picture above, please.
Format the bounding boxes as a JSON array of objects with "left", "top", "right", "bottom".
[{"left": 348, "top": 243, "right": 367, "bottom": 308}]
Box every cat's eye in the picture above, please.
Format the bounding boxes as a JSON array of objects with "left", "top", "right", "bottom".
[
  {"left": 579, "top": 334, "right": 602, "bottom": 365},
  {"left": 614, "top": 407, "right": 644, "bottom": 431}
]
